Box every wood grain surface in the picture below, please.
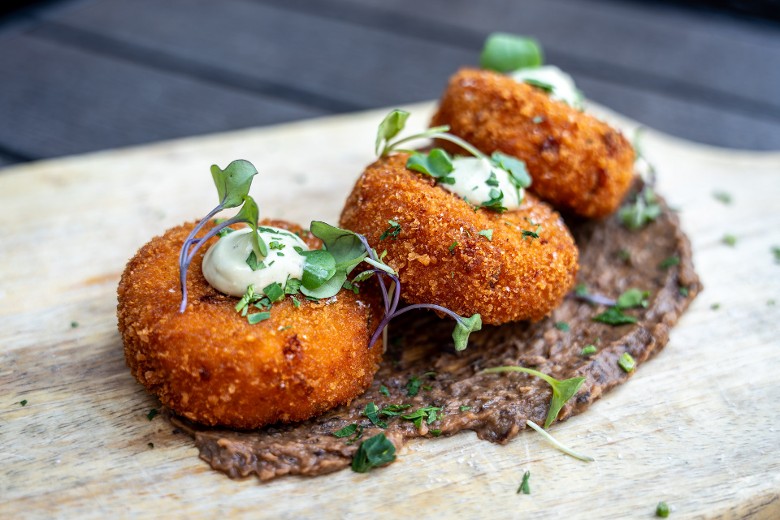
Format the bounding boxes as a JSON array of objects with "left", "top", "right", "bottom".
[{"left": 1, "top": 103, "right": 779, "bottom": 519}]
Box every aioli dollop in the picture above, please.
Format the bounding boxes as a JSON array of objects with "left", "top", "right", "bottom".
[
  {"left": 202, "top": 226, "right": 309, "bottom": 297},
  {"left": 510, "top": 65, "right": 583, "bottom": 109},
  {"left": 440, "top": 157, "right": 523, "bottom": 210}
]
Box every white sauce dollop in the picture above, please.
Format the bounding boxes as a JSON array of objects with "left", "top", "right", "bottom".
[
  {"left": 202, "top": 226, "right": 309, "bottom": 297},
  {"left": 510, "top": 65, "right": 584, "bottom": 109},
  {"left": 440, "top": 157, "right": 523, "bottom": 210}
]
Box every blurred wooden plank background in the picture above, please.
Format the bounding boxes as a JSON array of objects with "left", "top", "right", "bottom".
[{"left": 1, "top": 0, "right": 779, "bottom": 167}]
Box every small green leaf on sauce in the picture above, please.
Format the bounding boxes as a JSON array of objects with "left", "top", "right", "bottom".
[
  {"left": 379, "top": 385, "right": 390, "bottom": 397},
  {"left": 478, "top": 229, "right": 494, "bottom": 241},
  {"left": 453, "top": 314, "right": 482, "bottom": 351},
  {"left": 575, "top": 283, "right": 589, "bottom": 297},
  {"left": 524, "top": 78, "right": 554, "bottom": 93},
  {"left": 518, "top": 470, "right": 531, "bottom": 494},
  {"left": 482, "top": 366, "right": 585, "bottom": 428},
  {"left": 618, "top": 352, "right": 636, "bottom": 373},
  {"left": 555, "top": 321, "right": 570, "bottom": 332},
  {"left": 581, "top": 345, "right": 597, "bottom": 356},
  {"left": 351, "top": 433, "right": 396, "bottom": 473},
  {"left": 658, "top": 255, "right": 680, "bottom": 270},
  {"left": 593, "top": 307, "right": 638, "bottom": 326},
  {"left": 406, "top": 148, "right": 455, "bottom": 183},
  {"left": 616, "top": 288, "right": 650, "bottom": 309},
  {"left": 480, "top": 33, "right": 543, "bottom": 73},
  {"left": 459, "top": 405, "right": 471, "bottom": 412},
  {"left": 712, "top": 191, "right": 732, "bottom": 205},
  {"left": 401, "top": 406, "right": 443, "bottom": 428},
  {"left": 619, "top": 187, "right": 661, "bottom": 230},
  {"left": 406, "top": 376, "right": 422, "bottom": 397},
  {"left": 678, "top": 286, "right": 690, "bottom": 297},
  {"left": 363, "top": 402, "right": 388, "bottom": 428},
  {"left": 333, "top": 424, "right": 359, "bottom": 438},
  {"left": 491, "top": 152, "right": 532, "bottom": 189},
  {"left": 656, "top": 501, "right": 670, "bottom": 518},
  {"left": 430, "top": 429, "right": 442, "bottom": 437},
  {"left": 147, "top": 408, "right": 159, "bottom": 421},
  {"left": 300, "top": 250, "right": 337, "bottom": 290},
  {"left": 262, "top": 282, "right": 285, "bottom": 303}
]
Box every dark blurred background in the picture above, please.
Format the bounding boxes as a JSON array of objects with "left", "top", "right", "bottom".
[{"left": 1, "top": 0, "right": 779, "bottom": 168}]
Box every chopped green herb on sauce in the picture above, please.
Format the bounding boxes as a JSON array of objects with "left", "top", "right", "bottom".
[
  {"left": 593, "top": 307, "right": 638, "bottom": 325},
  {"left": 618, "top": 352, "right": 636, "bottom": 373},
  {"left": 459, "top": 405, "right": 472, "bottom": 412},
  {"left": 581, "top": 345, "right": 597, "bottom": 356},
  {"left": 351, "top": 434, "right": 396, "bottom": 473},
  {"left": 658, "top": 256, "right": 680, "bottom": 270},
  {"left": 555, "top": 321, "right": 570, "bottom": 332},
  {"left": 379, "top": 385, "right": 390, "bottom": 397}
]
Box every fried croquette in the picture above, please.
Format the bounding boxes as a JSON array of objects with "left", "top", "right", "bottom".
[
  {"left": 117, "top": 220, "right": 383, "bottom": 429},
  {"left": 339, "top": 154, "right": 578, "bottom": 325},
  {"left": 431, "top": 68, "right": 635, "bottom": 218}
]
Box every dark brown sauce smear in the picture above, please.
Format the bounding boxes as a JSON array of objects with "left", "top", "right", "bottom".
[{"left": 170, "top": 193, "right": 700, "bottom": 481}]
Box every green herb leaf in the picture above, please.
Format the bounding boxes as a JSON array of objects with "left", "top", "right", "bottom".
[
  {"left": 658, "top": 256, "right": 680, "bottom": 270},
  {"left": 309, "top": 221, "right": 368, "bottom": 275},
  {"left": 406, "top": 376, "right": 422, "bottom": 397},
  {"left": 406, "top": 148, "right": 455, "bottom": 182},
  {"left": 299, "top": 249, "right": 337, "bottom": 290},
  {"left": 593, "top": 307, "right": 638, "bottom": 326},
  {"left": 616, "top": 288, "right": 650, "bottom": 309},
  {"left": 210, "top": 160, "right": 258, "bottom": 208},
  {"left": 478, "top": 229, "right": 493, "bottom": 241},
  {"left": 518, "top": 470, "right": 531, "bottom": 494},
  {"left": 379, "top": 404, "right": 412, "bottom": 416},
  {"left": 482, "top": 366, "right": 585, "bottom": 428},
  {"left": 679, "top": 286, "right": 689, "bottom": 297},
  {"left": 262, "top": 282, "right": 285, "bottom": 303},
  {"left": 19, "top": 399, "right": 28, "bottom": 407},
  {"left": 459, "top": 405, "right": 471, "bottom": 412},
  {"left": 480, "top": 188, "right": 507, "bottom": 213},
  {"left": 333, "top": 424, "right": 359, "bottom": 438},
  {"left": 245, "top": 251, "right": 265, "bottom": 271},
  {"left": 524, "top": 78, "right": 554, "bottom": 93},
  {"left": 722, "top": 234, "right": 737, "bottom": 247},
  {"left": 449, "top": 241, "right": 458, "bottom": 252},
  {"left": 619, "top": 187, "right": 661, "bottom": 231},
  {"left": 376, "top": 110, "right": 410, "bottom": 156},
  {"left": 480, "top": 32, "right": 543, "bottom": 73},
  {"left": 363, "top": 402, "right": 388, "bottom": 428},
  {"left": 772, "top": 246, "right": 780, "bottom": 264},
  {"left": 521, "top": 228, "right": 540, "bottom": 240},
  {"left": 351, "top": 433, "right": 396, "bottom": 473},
  {"left": 491, "top": 151, "right": 532, "bottom": 189},
  {"left": 712, "top": 191, "right": 732, "bottom": 205},
  {"left": 147, "top": 408, "right": 159, "bottom": 421},
  {"left": 380, "top": 219, "right": 402, "bottom": 241},
  {"left": 555, "top": 321, "right": 570, "bottom": 332},
  {"left": 581, "top": 345, "right": 597, "bottom": 356},
  {"left": 379, "top": 385, "right": 390, "bottom": 397},
  {"left": 233, "top": 196, "right": 268, "bottom": 258},
  {"left": 656, "top": 501, "right": 670, "bottom": 518},
  {"left": 452, "top": 314, "right": 482, "bottom": 352},
  {"left": 619, "top": 352, "right": 636, "bottom": 372},
  {"left": 401, "top": 406, "right": 443, "bottom": 428},
  {"left": 247, "top": 311, "right": 271, "bottom": 324}
]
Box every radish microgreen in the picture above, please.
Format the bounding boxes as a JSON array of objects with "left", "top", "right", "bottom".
[
  {"left": 480, "top": 33, "right": 543, "bottom": 73},
  {"left": 482, "top": 366, "right": 585, "bottom": 428}
]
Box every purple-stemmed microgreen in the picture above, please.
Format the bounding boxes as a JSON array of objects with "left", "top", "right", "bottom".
[{"left": 179, "top": 160, "right": 266, "bottom": 312}]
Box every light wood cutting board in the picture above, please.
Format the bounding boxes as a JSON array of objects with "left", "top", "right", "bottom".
[{"left": 1, "top": 103, "right": 779, "bottom": 519}]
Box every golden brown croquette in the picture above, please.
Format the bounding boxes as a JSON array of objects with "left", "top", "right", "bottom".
[
  {"left": 117, "top": 220, "right": 383, "bottom": 429},
  {"left": 431, "top": 68, "right": 635, "bottom": 218},
  {"left": 340, "top": 154, "right": 578, "bottom": 325}
]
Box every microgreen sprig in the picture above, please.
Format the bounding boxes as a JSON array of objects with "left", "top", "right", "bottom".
[
  {"left": 482, "top": 366, "right": 585, "bottom": 428},
  {"left": 178, "top": 160, "right": 264, "bottom": 312}
]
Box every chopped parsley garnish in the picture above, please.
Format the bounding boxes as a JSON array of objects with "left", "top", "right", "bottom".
[
  {"left": 482, "top": 366, "right": 585, "bottom": 428},
  {"left": 245, "top": 250, "right": 264, "bottom": 271},
  {"left": 147, "top": 442, "right": 154, "bottom": 449},
  {"left": 581, "top": 345, "right": 597, "bottom": 356},
  {"left": 406, "top": 376, "right": 422, "bottom": 397},
  {"left": 616, "top": 288, "right": 650, "bottom": 309},
  {"left": 379, "top": 385, "right": 391, "bottom": 397},
  {"left": 593, "top": 307, "right": 638, "bottom": 326},
  {"left": 554, "top": 321, "right": 570, "bottom": 332},
  {"left": 147, "top": 408, "right": 159, "bottom": 421},
  {"left": 712, "top": 191, "right": 732, "bottom": 205},
  {"left": 351, "top": 434, "right": 396, "bottom": 473},
  {"left": 772, "top": 246, "right": 780, "bottom": 264},
  {"left": 532, "top": 116, "right": 545, "bottom": 124},
  {"left": 268, "top": 240, "right": 285, "bottom": 250},
  {"left": 521, "top": 227, "right": 541, "bottom": 240},
  {"left": 379, "top": 219, "right": 402, "bottom": 241},
  {"left": 70, "top": 321, "right": 79, "bottom": 328},
  {"left": 619, "top": 186, "right": 661, "bottom": 231},
  {"left": 658, "top": 255, "right": 680, "bottom": 270},
  {"left": 363, "top": 402, "right": 388, "bottom": 428},
  {"left": 518, "top": 471, "right": 531, "bottom": 494},
  {"left": 449, "top": 241, "right": 458, "bottom": 252},
  {"left": 478, "top": 229, "right": 493, "bottom": 241},
  {"left": 407, "top": 148, "right": 456, "bottom": 184},
  {"left": 333, "top": 423, "right": 361, "bottom": 438},
  {"left": 430, "top": 429, "right": 442, "bottom": 437},
  {"left": 401, "top": 406, "right": 442, "bottom": 428},
  {"left": 678, "top": 286, "right": 689, "bottom": 297},
  {"left": 618, "top": 352, "right": 636, "bottom": 372},
  {"left": 480, "top": 189, "right": 508, "bottom": 213},
  {"left": 722, "top": 234, "right": 737, "bottom": 247},
  {"left": 524, "top": 78, "right": 554, "bottom": 93},
  {"left": 711, "top": 303, "right": 720, "bottom": 310},
  {"left": 247, "top": 311, "right": 271, "bottom": 324},
  {"left": 379, "top": 404, "right": 412, "bottom": 416},
  {"left": 459, "top": 405, "right": 471, "bottom": 412},
  {"left": 480, "top": 33, "right": 542, "bottom": 73},
  {"left": 262, "top": 282, "right": 285, "bottom": 303},
  {"left": 618, "top": 248, "right": 632, "bottom": 263},
  {"left": 19, "top": 399, "right": 28, "bottom": 407},
  {"left": 656, "top": 501, "right": 670, "bottom": 517}
]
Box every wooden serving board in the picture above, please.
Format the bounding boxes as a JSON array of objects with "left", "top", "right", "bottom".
[{"left": 1, "top": 103, "right": 779, "bottom": 519}]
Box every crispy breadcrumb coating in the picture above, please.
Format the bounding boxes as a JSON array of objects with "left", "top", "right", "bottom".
[
  {"left": 117, "top": 220, "right": 382, "bottom": 429},
  {"left": 431, "top": 68, "right": 635, "bottom": 218},
  {"left": 340, "top": 154, "right": 578, "bottom": 325}
]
